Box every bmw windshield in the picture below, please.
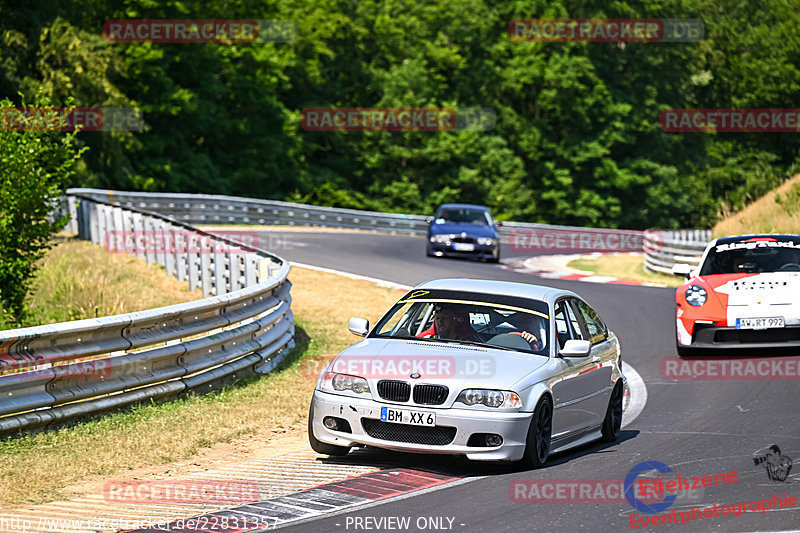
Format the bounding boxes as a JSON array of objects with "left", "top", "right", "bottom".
[
  {"left": 435, "top": 208, "right": 491, "bottom": 226},
  {"left": 370, "top": 291, "right": 550, "bottom": 356}
]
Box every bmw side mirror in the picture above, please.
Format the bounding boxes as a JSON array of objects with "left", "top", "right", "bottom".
[
  {"left": 425, "top": 217, "right": 433, "bottom": 225},
  {"left": 560, "top": 339, "right": 591, "bottom": 358},
  {"left": 495, "top": 221, "right": 503, "bottom": 227},
  {"left": 348, "top": 317, "right": 369, "bottom": 337},
  {"left": 672, "top": 263, "right": 692, "bottom": 279}
]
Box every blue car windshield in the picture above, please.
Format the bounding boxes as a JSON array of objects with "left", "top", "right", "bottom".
[{"left": 436, "top": 208, "right": 490, "bottom": 226}]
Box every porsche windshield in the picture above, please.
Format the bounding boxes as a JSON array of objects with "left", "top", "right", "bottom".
[
  {"left": 371, "top": 298, "right": 549, "bottom": 355},
  {"left": 700, "top": 238, "right": 800, "bottom": 275}
]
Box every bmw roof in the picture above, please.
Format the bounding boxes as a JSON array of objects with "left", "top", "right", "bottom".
[
  {"left": 435, "top": 203, "right": 493, "bottom": 211},
  {"left": 412, "top": 278, "right": 577, "bottom": 304}
]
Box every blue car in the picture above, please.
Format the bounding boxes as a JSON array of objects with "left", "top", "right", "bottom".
[{"left": 426, "top": 204, "right": 501, "bottom": 262}]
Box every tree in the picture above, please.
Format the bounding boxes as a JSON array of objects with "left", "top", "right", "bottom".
[{"left": 0, "top": 95, "right": 86, "bottom": 324}]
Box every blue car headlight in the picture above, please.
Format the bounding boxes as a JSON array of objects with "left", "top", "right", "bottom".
[
  {"left": 477, "top": 237, "right": 496, "bottom": 246},
  {"left": 685, "top": 285, "right": 707, "bottom": 306},
  {"left": 430, "top": 234, "right": 450, "bottom": 243}
]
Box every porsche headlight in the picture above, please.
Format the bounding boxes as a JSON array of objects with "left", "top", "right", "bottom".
[
  {"left": 477, "top": 237, "right": 496, "bottom": 246},
  {"left": 457, "top": 389, "right": 520, "bottom": 409},
  {"left": 430, "top": 234, "right": 450, "bottom": 243},
  {"left": 685, "top": 285, "right": 707, "bottom": 306},
  {"left": 322, "top": 372, "right": 370, "bottom": 394}
]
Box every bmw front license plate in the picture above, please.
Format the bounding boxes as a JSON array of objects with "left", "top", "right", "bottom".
[
  {"left": 452, "top": 242, "right": 475, "bottom": 252},
  {"left": 736, "top": 317, "right": 785, "bottom": 330},
  {"left": 380, "top": 407, "right": 435, "bottom": 426}
]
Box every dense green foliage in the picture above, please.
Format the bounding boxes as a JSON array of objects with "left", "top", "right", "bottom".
[
  {"left": 1, "top": 0, "right": 799, "bottom": 229},
  {"left": 0, "top": 95, "right": 85, "bottom": 323}
]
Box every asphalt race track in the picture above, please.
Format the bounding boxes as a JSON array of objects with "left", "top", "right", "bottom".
[{"left": 261, "top": 230, "right": 800, "bottom": 533}]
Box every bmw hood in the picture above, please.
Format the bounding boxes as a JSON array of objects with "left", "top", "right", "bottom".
[
  {"left": 429, "top": 223, "right": 497, "bottom": 238},
  {"left": 328, "top": 338, "right": 549, "bottom": 392}
]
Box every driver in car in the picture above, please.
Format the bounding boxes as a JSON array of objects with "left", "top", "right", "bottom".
[
  {"left": 511, "top": 312, "right": 543, "bottom": 351},
  {"left": 419, "top": 304, "right": 479, "bottom": 342}
]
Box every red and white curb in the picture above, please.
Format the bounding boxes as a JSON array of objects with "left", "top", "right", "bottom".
[
  {"left": 124, "top": 469, "right": 462, "bottom": 532},
  {"left": 502, "top": 254, "right": 668, "bottom": 287}
]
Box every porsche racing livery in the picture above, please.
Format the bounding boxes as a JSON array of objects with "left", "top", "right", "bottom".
[{"left": 675, "top": 234, "right": 800, "bottom": 354}]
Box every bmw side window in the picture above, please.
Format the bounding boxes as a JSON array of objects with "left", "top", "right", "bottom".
[
  {"left": 577, "top": 301, "right": 608, "bottom": 345},
  {"left": 554, "top": 302, "right": 572, "bottom": 349},
  {"left": 565, "top": 301, "right": 585, "bottom": 341}
]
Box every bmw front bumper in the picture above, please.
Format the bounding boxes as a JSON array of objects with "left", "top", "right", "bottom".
[
  {"left": 310, "top": 390, "right": 532, "bottom": 461},
  {"left": 428, "top": 242, "right": 497, "bottom": 259}
]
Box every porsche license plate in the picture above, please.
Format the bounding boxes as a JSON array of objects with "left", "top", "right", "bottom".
[
  {"left": 380, "top": 407, "right": 435, "bottom": 426},
  {"left": 736, "top": 317, "right": 785, "bottom": 330},
  {"left": 452, "top": 242, "right": 475, "bottom": 252}
]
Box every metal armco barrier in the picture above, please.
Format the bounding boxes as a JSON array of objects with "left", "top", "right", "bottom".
[
  {"left": 66, "top": 188, "right": 713, "bottom": 272},
  {"left": 0, "top": 194, "right": 293, "bottom": 435},
  {"left": 643, "top": 229, "right": 712, "bottom": 275},
  {"left": 63, "top": 188, "right": 652, "bottom": 248}
]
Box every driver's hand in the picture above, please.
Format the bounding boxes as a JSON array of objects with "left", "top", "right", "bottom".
[{"left": 519, "top": 331, "right": 540, "bottom": 347}]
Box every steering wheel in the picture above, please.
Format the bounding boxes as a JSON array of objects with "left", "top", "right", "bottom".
[
  {"left": 486, "top": 333, "right": 534, "bottom": 351},
  {"left": 778, "top": 263, "right": 800, "bottom": 271}
]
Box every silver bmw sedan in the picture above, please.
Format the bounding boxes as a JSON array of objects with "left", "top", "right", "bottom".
[{"left": 308, "top": 278, "right": 625, "bottom": 468}]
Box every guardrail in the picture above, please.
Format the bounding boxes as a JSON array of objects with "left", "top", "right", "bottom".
[
  {"left": 0, "top": 194, "right": 293, "bottom": 435},
  {"left": 643, "top": 229, "right": 711, "bottom": 276},
  {"left": 64, "top": 188, "right": 646, "bottom": 245},
  {"left": 67, "top": 188, "right": 713, "bottom": 274}
]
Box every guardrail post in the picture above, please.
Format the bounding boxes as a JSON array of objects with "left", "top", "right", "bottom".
[
  {"left": 77, "top": 198, "right": 89, "bottom": 240},
  {"left": 176, "top": 228, "right": 188, "bottom": 282},
  {"left": 144, "top": 216, "right": 155, "bottom": 265},
  {"left": 89, "top": 202, "right": 99, "bottom": 245},
  {"left": 214, "top": 252, "right": 227, "bottom": 295},
  {"left": 200, "top": 251, "right": 212, "bottom": 297},
  {"left": 165, "top": 225, "right": 177, "bottom": 278},
  {"left": 66, "top": 195, "right": 78, "bottom": 233},
  {"left": 155, "top": 219, "right": 167, "bottom": 267},
  {"left": 244, "top": 255, "right": 257, "bottom": 286},
  {"left": 132, "top": 212, "right": 144, "bottom": 260},
  {"left": 112, "top": 206, "right": 124, "bottom": 252},
  {"left": 188, "top": 242, "right": 200, "bottom": 292}
]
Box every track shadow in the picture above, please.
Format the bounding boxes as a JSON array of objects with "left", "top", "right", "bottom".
[{"left": 312, "top": 429, "right": 640, "bottom": 478}]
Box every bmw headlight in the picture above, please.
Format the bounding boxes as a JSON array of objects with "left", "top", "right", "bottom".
[
  {"left": 457, "top": 389, "right": 520, "bottom": 409},
  {"left": 685, "top": 285, "right": 707, "bottom": 306},
  {"left": 322, "top": 372, "right": 370, "bottom": 395},
  {"left": 430, "top": 234, "right": 450, "bottom": 243},
  {"left": 477, "top": 237, "right": 497, "bottom": 246}
]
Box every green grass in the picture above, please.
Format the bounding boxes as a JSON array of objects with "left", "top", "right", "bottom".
[
  {"left": 1, "top": 235, "right": 202, "bottom": 330},
  {"left": 713, "top": 172, "right": 800, "bottom": 237},
  {"left": 0, "top": 266, "right": 403, "bottom": 507},
  {"left": 568, "top": 253, "right": 684, "bottom": 287}
]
